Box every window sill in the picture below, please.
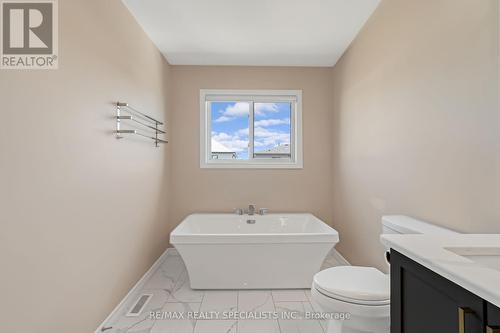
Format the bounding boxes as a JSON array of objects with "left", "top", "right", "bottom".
[{"left": 200, "top": 161, "right": 303, "bottom": 169}]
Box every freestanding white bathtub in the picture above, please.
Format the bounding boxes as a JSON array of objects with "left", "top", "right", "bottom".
[{"left": 170, "top": 213, "right": 339, "bottom": 289}]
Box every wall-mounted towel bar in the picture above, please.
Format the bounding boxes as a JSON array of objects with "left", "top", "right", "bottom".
[
  {"left": 116, "top": 130, "right": 168, "bottom": 144},
  {"left": 115, "top": 102, "right": 167, "bottom": 147},
  {"left": 117, "top": 102, "right": 163, "bottom": 125},
  {"left": 116, "top": 115, "right": 166, "bottom": 134}
]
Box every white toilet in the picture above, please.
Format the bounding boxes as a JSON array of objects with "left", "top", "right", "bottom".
[{"left": 311, "top": 215, "right": 459, "bottom": 333}]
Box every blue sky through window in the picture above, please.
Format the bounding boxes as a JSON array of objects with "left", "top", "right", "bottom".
[
  {"left": 254, "top": 103, "right": 291, "bottom": 155},
  {"left": 211, "top": 102, "right": 291, "bottom": 160}
]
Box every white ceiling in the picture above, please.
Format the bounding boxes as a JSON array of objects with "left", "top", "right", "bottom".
[{"left": 122, "top": 0, "right": 380, "bottom": 67}]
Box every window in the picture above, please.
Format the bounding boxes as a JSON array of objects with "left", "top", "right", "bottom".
[{"left": 200, "top": 90, "right": 303, "bottom": 168}]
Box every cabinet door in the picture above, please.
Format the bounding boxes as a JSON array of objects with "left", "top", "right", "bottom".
[
  {"left": 391, "top": 250, "right": 484, "bottom": 333},
  {"left": 487, "top": 302, "right": 500, "bottom": 332}
]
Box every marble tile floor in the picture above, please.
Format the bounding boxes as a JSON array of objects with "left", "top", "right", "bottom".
[{"left": 103, "top": 249, "right": 342, "bottom": 333}]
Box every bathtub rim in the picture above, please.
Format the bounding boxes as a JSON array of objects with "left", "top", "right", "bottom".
[{"left": 170, "top": 213, "right": 340, "bottom": 244}]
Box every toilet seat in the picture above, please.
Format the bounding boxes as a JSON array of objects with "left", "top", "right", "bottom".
[{"left": 313, "top": 266, "right": 390, "bottom": 306}]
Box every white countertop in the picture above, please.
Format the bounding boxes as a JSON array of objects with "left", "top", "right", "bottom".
[{"left": 381, "top": 234, "right": 500, "bottom": 308}]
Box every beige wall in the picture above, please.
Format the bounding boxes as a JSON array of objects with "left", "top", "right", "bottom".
[
  {"left": 331, "top": 0, "right": 500, "bottom": 270},
  {"left": 168, "top": 66, "right": 334, "bottom": 232},
  {"left": 0, "top": 1, "right": 171, "bottom": 332}
]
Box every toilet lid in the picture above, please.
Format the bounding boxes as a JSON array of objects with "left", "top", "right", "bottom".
[{"left": 313, "top": 266, "right": 390, "bottom": 305}]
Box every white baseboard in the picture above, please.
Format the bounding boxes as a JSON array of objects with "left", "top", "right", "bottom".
[
  {"left": 331, "top": 249, "right": 350, "bottom": 266},
  {"left": 93, "top": 247, "right": 174, "bottom": 333}
]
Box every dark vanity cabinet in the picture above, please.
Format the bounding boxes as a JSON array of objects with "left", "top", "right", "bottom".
[
  {"left": 391, "top": 250, "right": 500, "bottom": 333},
  {"left": 487, "top": 303, "right": 500, "bottom": 333}
]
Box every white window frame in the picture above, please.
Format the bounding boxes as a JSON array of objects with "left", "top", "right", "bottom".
[{"left": 200, "top": 89, "right": 303, "bottom": 169}]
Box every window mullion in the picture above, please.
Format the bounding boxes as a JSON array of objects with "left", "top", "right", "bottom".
[
  {"left": 207, "top": 101, "right": 212, "bottom": 163},
  {"left": 249, "top": 101, "right": 255, "bottom": 160},
  {"left": 290, "top": 101, "right": 295, "bottom": 162}
]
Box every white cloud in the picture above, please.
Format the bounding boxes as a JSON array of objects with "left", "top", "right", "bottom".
[
  {"left": 255, "top": 103, "right": 280, "bottom": 116},
  {"left": 254, "top": 140, "right": 265, "bottom": 147},
  {"left": 214, "top": 102, "right": 284, "bottom": 122},
  {"left": 214, "top": 116, "right": 232, "bottom": 123},
  {"left": 224, "top": 102, "right": 250, "bottom": 117},
  {"left": 236, "top": 128, "right": 249, "bottom": 136},
  {"left": 254, "top": 127, "right": 290, "bottom": 148},
  {"left": 254, "top": 118, "right": 290, "bottom": 127},
  {"left": 212, "top": 131, "right": 248, "bottom": 152},
  {"left": 214, "top": 102, "right": 249, "bottom": 122},
  {"left": 254, "top": 127, "right": 285, "bottom": 138},
  {"left": 212, "top": 132, "right": 233, "bottom": 141}
]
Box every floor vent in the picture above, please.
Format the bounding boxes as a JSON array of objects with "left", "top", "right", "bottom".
[{"left": 126, "top": 293, "right": 153, "bottom": 317}]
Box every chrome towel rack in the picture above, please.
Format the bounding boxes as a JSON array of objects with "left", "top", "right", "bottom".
[{"left": 115, "top": 102, "right": 167, "bottom": 147}]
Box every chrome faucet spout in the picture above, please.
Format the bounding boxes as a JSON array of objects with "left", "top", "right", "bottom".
[{"left": 248, "top": 204, "right": 256, "bottom": 216}]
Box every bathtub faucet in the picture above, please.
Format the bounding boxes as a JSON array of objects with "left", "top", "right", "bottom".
[
  {"left": 237, "top": 205, "right": 268, "bottom": 215},
  {"left": 247, "top": 204, "right": 256, "bottom": 215}
]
